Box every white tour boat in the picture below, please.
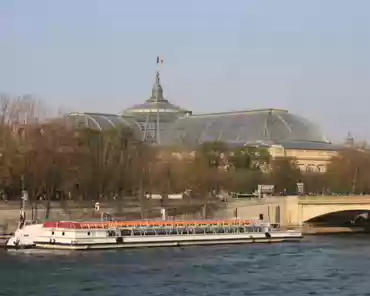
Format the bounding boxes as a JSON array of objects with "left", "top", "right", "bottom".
[
  {"left": 5, "top": 191, "right": 302, "bottom": 251},
  {"left": 6, "top": 218, "right": 302, "bottom": 250}
]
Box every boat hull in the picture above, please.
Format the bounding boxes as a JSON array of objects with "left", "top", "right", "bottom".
[
  {"left": 0, "top": 235, "right": 11, "bottom": 248},
  {"left": 34, "top": 232, "right": 303, "bottom": 250},
  {"left": 5, "top": 244, "right": 36, "bottom": 250}
]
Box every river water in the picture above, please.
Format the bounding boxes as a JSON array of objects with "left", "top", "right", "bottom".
[{"left": 1, "top": 235, "right": 370, "bottom": 296}]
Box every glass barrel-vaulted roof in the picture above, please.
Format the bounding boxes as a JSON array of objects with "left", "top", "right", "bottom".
[
  {"left": 66, "top": 112, "right": 143, "bottom": 136},
  {"left": 161, "top": 109, "right": 333, "bottom": 149}
]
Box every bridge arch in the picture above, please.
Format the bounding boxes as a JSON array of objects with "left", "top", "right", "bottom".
[
  {"left": 304, "top": 210, "right": 370, "bottom": 226},
  {"left": 300, "top": 204, "right": 370, "bottom": 223}
]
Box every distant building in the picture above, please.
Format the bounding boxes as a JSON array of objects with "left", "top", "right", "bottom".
[
  {"left": 123, "top": 71, "right": 191, "bottom": 143},
  {"left": 65, "top": 68, "right": 342, "bottom": 172}
]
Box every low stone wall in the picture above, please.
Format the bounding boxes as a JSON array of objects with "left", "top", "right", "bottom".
[
  {"left": 0, "top": 206, "right": 105, "bottom": 233},
  {"left": 0, "top": 200, "right": 208, "bottom": 232},
  {"left": 0, "top": 200, "right": 141, "bottom": 232},
  {"left": 214, "top": 197, "right": 286, "bottom": 224}
]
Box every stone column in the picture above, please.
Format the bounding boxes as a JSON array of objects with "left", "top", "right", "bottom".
[{"left": 281, "top": 196, "right": 300, "bottom": 227}]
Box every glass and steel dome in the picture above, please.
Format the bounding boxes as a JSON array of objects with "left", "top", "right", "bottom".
[
  {"left": 124, "top": 71, "right": 191, "bottom": 121},
  {"left": 66, "top": 112, "right": 143, "bottom": 136},
  {"left": 161, "top": 109, "right": 334, "bottom": 149},
  {"left": 123, "top": 71, "right": 192, "bottom": 144}
]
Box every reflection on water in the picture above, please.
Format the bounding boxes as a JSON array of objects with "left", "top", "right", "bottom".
[{"left": 1, "top": 235, "right": 370, "bottom": 296}]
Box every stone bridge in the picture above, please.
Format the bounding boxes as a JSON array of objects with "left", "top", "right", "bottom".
[{"left": 216, "top": 195, "right": 370, "bottom": 227}]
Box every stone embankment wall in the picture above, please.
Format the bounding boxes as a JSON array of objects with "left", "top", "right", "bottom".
[
  {"left": 0, "top": 197, "right": 293, "bottom": 232},
  {"left": 0, "top": 200, "right": 208, "bottom": 232},
  {"left": 0, "top": 201, "right": 143, "bottom": 232},
  {"left": 214, "top": 196, "right": 286, "bottom": 224}
]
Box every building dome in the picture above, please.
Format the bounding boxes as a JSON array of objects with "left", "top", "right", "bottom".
[
  {"left": 161, "top": 108, "right": 334, "bottom": 149},
  {"left": 124, "top": 71, "right": 191, "bottom": 121}
]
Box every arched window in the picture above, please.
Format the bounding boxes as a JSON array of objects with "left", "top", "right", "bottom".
[
  {"left": 317, "top": 165, "right": 325, "bottom": 173},
  {"left": 306, "top": 165, "right": 315, "bottom": 173}
]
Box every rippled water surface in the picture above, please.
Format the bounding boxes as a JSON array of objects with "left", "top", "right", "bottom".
[{"left": 2, "top": 235, "right": 370, "bottom": 296}]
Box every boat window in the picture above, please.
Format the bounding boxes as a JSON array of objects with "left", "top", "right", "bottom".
[
  {"left": 194, "top": 228, "right": 205, "bottom": 234},
  {"left": 178, "top": 228, "right": 185, "bottom": 235},
  {"left": 62, "top": 232, "right": 65, "bottom": 236},
  {"left": 120, "top": 229, "right": 131, "bottom": 236},
  {"left": 87, "top": 232, "right": 91, "bottom": 236},
  {"left": 133, "top": 230, "right": 142, "bottom": 236},
  {"left": 156, "top": 229, "right": 166, "bottom": 235},
  {"left": 51, "top": 231, "right": 55, "bottom": 235},
  {"left": 217, "top": 227, "right": 225, "bottom": 233},
  {"left": 205, "top": 227, "right": 213, "bottom": 234},
  {"left": 145, "top": 229, "right": 156, "bottom": 236}
]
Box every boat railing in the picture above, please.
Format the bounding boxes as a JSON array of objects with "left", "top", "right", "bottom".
[
  {"left": 77, "top": 219, "right": 257, "bottom": 229},
  {"left": 117, "top": 224, "right": 265, "bottom": 237},
  {"left": 43, "top": 219, "right": 272, "bottom": 232}
]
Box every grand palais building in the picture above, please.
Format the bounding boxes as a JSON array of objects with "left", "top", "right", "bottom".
[{"left": 66, "top": 70, "right": 341, "bottom": 173}]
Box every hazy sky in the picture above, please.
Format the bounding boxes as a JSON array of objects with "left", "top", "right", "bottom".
[{"left": 1, "top": 0, "right": 370, "bottom": 142}]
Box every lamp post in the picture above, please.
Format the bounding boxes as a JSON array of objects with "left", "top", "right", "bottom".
[
  {"left": 19, "top": 175, "right": 28, "bottom": 229},
  {"left": 351, "top": 166, "right": 359, "bottom": 194}
]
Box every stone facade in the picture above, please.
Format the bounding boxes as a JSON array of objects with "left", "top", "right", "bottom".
[
  {"left": 159, "top": 145, "right": 339, "bottom": 173},
  {"left": 269, "top": 145, "right": 338, "bottom": 173}
]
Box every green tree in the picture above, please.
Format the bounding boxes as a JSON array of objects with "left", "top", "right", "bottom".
[
  {"left": 229, "top": 146, "right": 270, "bottom": 170},
  {"left": 198, "top": 141, "right": 228, "bottom": 168},
  {"left": 228, "top": 169, "right": 265, "bottom": 193},
  {"left": 325, "top": 148, "right": 370, "bottom": 194},
  {"left": 269, "top": 157, "right": 302, "bottom": 194},
  {"left": 301, "top": 172, "right": 327, "bottom": 194}
]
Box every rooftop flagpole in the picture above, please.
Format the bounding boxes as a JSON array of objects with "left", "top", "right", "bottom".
[{"left": 155, "top": 56, "right": 163, "bottom": 144}]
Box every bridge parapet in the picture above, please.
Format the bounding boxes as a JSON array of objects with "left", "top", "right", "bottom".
[
  {"left": 298, "top": 195, "right": 370, "bottom": 205},
  {"left": 228, "top": 196, "right": 285, "bottom": 206},
  {"left": 225, "top": 195, "right": 370, "bottom": 227}
]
